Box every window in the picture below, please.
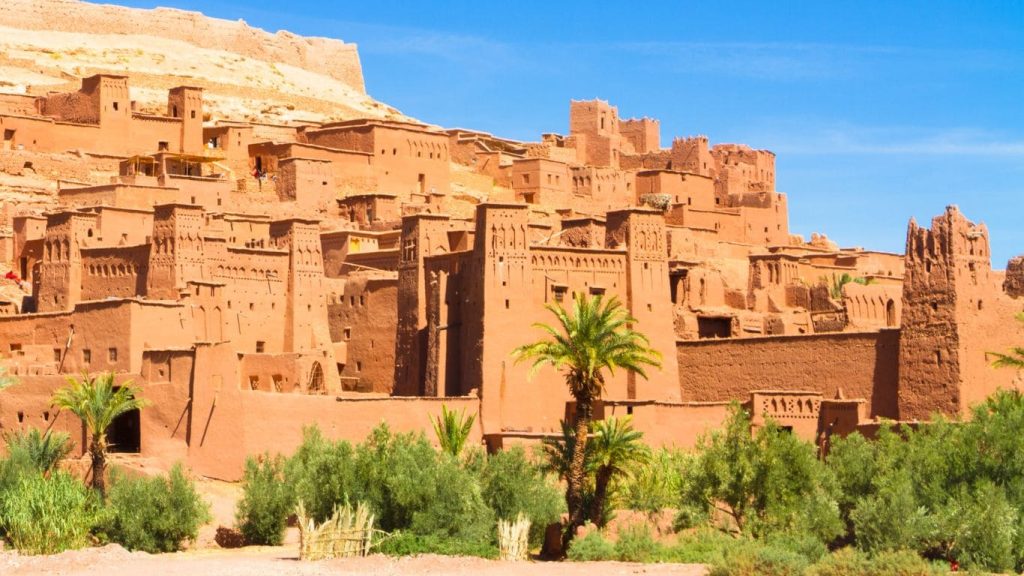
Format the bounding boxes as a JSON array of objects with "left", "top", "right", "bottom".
[
  {"left": 9, "top": 343, "right": 21, "bottom": 353},
  {"left": 356, "top": 361, "right": 362, "bottom": 372},
  {"left": 53, "top": 348, "right": 62, "bottom": 363},
  {"left": 255, "top": 341, "right": 265, "bottom": 353},
  {"left": 83, "top": 349, "right": 92, "bottom": 364},
  {"left": 522, "top": 174, "right": 530, "bottom": 185},
  {"left": 343, "top": 328, "right": 352, "bottom": 340},
  {"left": 158, "top": 141, "right": 169, "bottom": 151},
  {"left": 108, "top": 348, "right": 117, "bottom": 362},
  {"left": 190, "top": 110, "right": 196, "bottom": 119},
  {"left": 589, "top": 286, "right": 606, "bottom": 296},
  {"left": 552, "top": 285, "right": 568, "bottom": 303},
  {"left": 113, "top": 101, "right": 119, "bottom": 111}
]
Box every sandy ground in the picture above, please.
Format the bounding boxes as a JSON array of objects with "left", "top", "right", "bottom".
[{"left": 0, "top": 545, "right": 708, "bottom": 576}]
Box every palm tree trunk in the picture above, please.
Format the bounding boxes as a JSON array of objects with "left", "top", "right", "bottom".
[
  {"left": 562, "top": 397, "right": 592, "bottom": 554},
  {"left": 589, "top": 466, "right": 612, "bottom": 526},
  {"left": 90, "top": 435, "right": 106, "bottom": 496}
]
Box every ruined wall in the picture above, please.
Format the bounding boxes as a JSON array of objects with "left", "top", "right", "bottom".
[
  {"left": 677, "top": 330, "right": 901, "bottom": 419},
  {"left": 1005, "top": 256, "right": 1024, "bottom": 298},
  {"left": 0, "top": 0, "right": 366, "bottom": 92}
]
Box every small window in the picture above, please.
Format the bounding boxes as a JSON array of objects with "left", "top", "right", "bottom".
[
  {"left": 255, "top": 341, "right": 265, "bottom": 353},
  {"left": 83, "top": 349, "right": 92, "bottom": 364},
  {"left": 344, "top": 328, "right": 352, "bottom": 340},
  {"left": 589, "top": 287, "right": 606, "bottom": 296},
  {"left": 356, "top": 361, "right": 362, "bottom": 372},
  {"left": 552, "top": 285, "right": 568, "bottom": 303},
  {"left": 158, "top": 141, "right": 169, "bottom": 151},
  {"left": 190, "top": 110, "right": 196, "bottom": 119},
  {"left": 113, "top": 101, "right": 119, "bottom": 111},
  {"left": 359, "top": 295, "right": 365, "bottom": 306},
  {"left": 53, "top": 348, "right": 62, "bottom": 363},
  {"left": 9, "top": 343, "right": 21, "bottom": 353},
  {"left": 108, "top": 348, "right": 117, "bottom": 362}
]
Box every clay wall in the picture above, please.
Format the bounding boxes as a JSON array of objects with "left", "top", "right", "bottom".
[
  {"left": 248, "top": 142, "right": 375, "bottom": 195},
  {"left": 619, "top": 118, "right": 660, "bottom": 155},
  {"left": 327, "top": 272, "right": 398, "bottom": 393},
  {"left": 0, "top": 94, "right": 41, "bottom": 118},
  {"left": 81, "top": 245, "right": 150, "bottom": 301},
  {"left": 1005, "top": 256, "right": 1024, "bottom": 298},
  {"left": 570, "top": 166, "right": 634, "bottom": 211},
  {"left": 843, "top": 282, "right": 901, "bottom": 329},
  {"left": 635, "top": 170, "right": 715, "bottom": 209},
  {"left": 510, "top": 158, "right": 571, "bottom": 206},
  {"left": 677, "top": 330, "right": 901, "bottom": 419},
  {"left": 669, "top": 136, "right": 713, "bottom": 177}
]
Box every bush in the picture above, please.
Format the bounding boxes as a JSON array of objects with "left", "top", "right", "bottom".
[
  {"left": 613, "top": 523, "right": 659, "bottom": 562},
  {"left": 939, "top": 481, "right": 1018, "bottom": 573},
  {"left": 708, "top": 539, "right": 810, "bottom": 576},
  {"left": 617, "top": 448, "right": 688, "bottom": 517},
  {"left": 376, "top": 531, "right": 498, "bottom": 558},
  {"left": 477, "top": 446, "right": 563, "bottom": 547},
  {"left": 3, "top": 428, "right": 72, "bottom": 474},
  {"left": 566, "top": 528, "right": 615, "bottom": 561},
  {"left": 352, "top": 424, "right": 493, "bottom": 544},
  {"left": 659, "top": 528, "right": 740, "bottom": 564},
  {"left": 236, "top": 454, "right": 294, "bottom": 545},
  {"left": 99, "top": 464, "right": 211, "bottom": 552},
  {"left": 285, "top": 427, "right": 356, "bottom": 524},
  {"left": 850, "top": 470, "right": 936, "bottom": 554},
  {"left": 0, "top": 470, "right": 97, "bottom": 554}
]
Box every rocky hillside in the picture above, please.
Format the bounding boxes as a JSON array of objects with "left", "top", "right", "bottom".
[{"left": 0, "top": 0, "right": 406, "bottom": 125}]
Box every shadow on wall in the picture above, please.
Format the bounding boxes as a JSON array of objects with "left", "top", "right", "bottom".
[{"left": 871, "top": 328, "right": 900, "bottom": 419}]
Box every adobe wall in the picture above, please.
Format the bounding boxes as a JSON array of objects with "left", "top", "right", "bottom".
[
  {"left": 1005, "top": 256, "right": 1024, "bottom": 298},
  {"left": 327, "top": 273, "right": 398, "bottom": 393},
  {"left": 0, "top": 0, "right": 366, "bottom": 92},
  {"left": 677, "top": 330, "right": 901, "bottom": 419}
]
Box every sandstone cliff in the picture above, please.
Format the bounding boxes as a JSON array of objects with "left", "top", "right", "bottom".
[{"left": 0, "top": 0, "right": 365, "bottom": 92}]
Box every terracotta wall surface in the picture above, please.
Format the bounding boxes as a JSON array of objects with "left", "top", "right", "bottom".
[{"left": 677, "top": 330, "right": 901, "bottom": 419}]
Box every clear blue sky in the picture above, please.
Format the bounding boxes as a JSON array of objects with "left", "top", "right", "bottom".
[{"left": 122, "top": 1, "right": 1023, "bottom": 266}]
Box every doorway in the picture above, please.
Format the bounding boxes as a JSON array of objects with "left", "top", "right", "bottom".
[{"left": 106, "top": 391, "right": 141, "bottom": 453}]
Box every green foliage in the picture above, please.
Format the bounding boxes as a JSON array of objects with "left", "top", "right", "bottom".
[
  {"left": 618, "top": 448, "right": 688, "bottom": 517},
  {"left": 588, "top": 416, "right": 649, "bottom": 526},
  {"left": 51, "top": 372, "right": 149, "bottom": 493},
  {"left": 376, "top": 531, "right": 498, "bottom": 558},
  {"left": 938, "top": 481, "right": 1017, "bottom": 573},
  {"left": 285, "top": 426, "right": 356, "bottom": 524},
  {"left": 707, "top": 539, "right": 811, "bottom": 576},
  {"left": 849, "top": 469, "right": 936, "bottom": 554},
  {"left": 807, "top": 547, "right": 945, "bottom": 576},
  {"left": 3, "top": 428, "right": 72, "bottom": 474},
  {"left": 98, "top": 465, "right": 211, "bottom": 553},
  {"left": 0, "top": 470, "right": 97, "bottom": 554},
  {"left": 236, "top": 454, "right": 294, "bottom": 545},
  {"left": 823, "top": 273, "right": 872, "bottom": 300},
  {"left": 477, "top": 446, "right": 563, "bottom": 547},
  {"left": 613, "top": 523, "right": 659, "bottom": 562},
  {"left": 565, "top": 528, "right": 616, "bottom": 561},
  {"left": 353, "top": 424, "right": 493, "bottom": 543},
  {"left": 681, "top": 403, "right": 841, "bottom": 543},
  {"left": 431, "top": 404, "right": 476, "bottom": 458}
]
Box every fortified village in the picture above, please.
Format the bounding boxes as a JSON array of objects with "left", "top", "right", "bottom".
[{"left": 0, "top": 0, "right": 1021, "bottom": 481}]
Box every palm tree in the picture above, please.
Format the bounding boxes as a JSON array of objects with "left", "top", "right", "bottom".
[
  {"left": 587, "top": 416, "right": 650, "bottom": 526},
  {"left": 431, "top": 404, "right": 476, "bottom": 458},
  {"left": 989, "top": 313, "right": 1024, "bottom": 369},
  {"left": 3, "top": 428, "right": 72, "bottom": 474},
  {"left": 512, "top": 293, "right": 661, "bottom": 550},
  {"left": 52, "top": 372, "right": 148, "bottom": 495}
]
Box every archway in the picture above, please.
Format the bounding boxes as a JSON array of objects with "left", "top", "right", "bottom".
[
  {"left": 106, "top": 387, "right": 141, "bottom": 453},
  {"left": 307, "top": 362, "right": 325, "bottom": 395},
  {"left": 886, "top": 299, "right": 897, "bottom": 327}
]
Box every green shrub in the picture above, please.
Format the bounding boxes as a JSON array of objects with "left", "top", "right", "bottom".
[
  {"left": 3, "top": 428, "right": 72, "bottom": 474},
  {"left": 613, "top": 523, "right": 660, "bottom": 562},
  {"left": 617, "top": 448, "right": 688, "bottom": 517},
  {"left": 660, "top": 528, "right": 740, "bottom": 564},
  {"left": 376, "top": 531, "right": 498, "bottom": 558},
  {"left": 99, "top": 464, "right": 211, "bottom": 552},
  {"left": 285, "top": 427, "right": 356, "bottom": 524},
  {"left": 850, "top": 470, "right": 935, "bottom": 554},
  {"left": 708, "top": 539, "right": 810, "bottom": 576},
  {"left": 939, "top": 480, "right": 1018, "bottom": 573},
  {"left": 477, "top": 446, "right": 563, "bottom": 547},
  {"left": 351, "top": 424, "right": 493, "bottom": 544},
  {"left": 863, "top": 549, "right": 946, "bottom": 576},
  {"left": 0, "top": 470, "right": 97, "bottom": 554},
  {"left": 566, "top": 528, "right": 615, "bottom": 561},
  {"left": 236, "top": 454, "right": 294, "bottom": 545}
]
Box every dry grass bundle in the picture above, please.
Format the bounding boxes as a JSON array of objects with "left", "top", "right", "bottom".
[
  {"left": 497, "top": 513, "right": 531, "bottom": 561},
  {"left": 297, "top": 501, "right": 377, "bottom": 561}
]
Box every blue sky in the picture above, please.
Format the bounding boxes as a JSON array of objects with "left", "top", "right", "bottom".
[{"left": 122, "top": 1, "right": 1023, "bottom": 266}]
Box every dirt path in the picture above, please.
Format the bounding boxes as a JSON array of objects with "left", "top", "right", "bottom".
[{"left": 0, "top": 545, "right": 708, "bottom": 576}]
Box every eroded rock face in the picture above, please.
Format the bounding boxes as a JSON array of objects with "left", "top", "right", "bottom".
[
  {"left": 1005, "top": 256, "right": 1024, "bottom": 298},
  {"left": 0, "top": 0, "right": 365, "bottom": 92}
]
